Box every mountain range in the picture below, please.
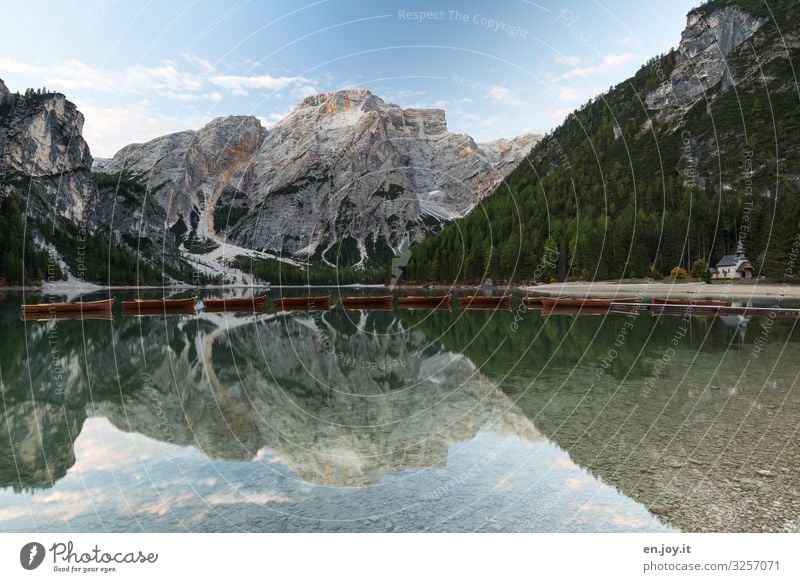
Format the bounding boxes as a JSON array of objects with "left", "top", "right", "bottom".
[
  {"left": 1, "top": 0, "right": 798, "bottom": 286},
  {"left": 0, "top": 80, "right": 537, "bottom": 285}
]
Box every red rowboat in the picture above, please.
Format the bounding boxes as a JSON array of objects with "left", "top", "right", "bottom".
[
  {"left": 203, "top": 295, "right": 266, "bottom": 312},
  {"left": 21, "top": 297, "right": 114, "bottom": 315},
  {"left": 340, "top": 295, "right": 393, "bottom": 309},
  {"left": 273, "top": 295, "right": 331, "bottom": 310},
  {"left": 540, "top": 297, "right": 638, "bottom": 309},
  {"left": 397, "top": 295, "right": 451, "bottom": 308}
]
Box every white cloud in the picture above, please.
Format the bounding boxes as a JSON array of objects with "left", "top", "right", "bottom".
[
  {"left": 79, "top": 103, "right": 209, "bottom": 157},
  {"left": 558, "top": 87, "right": 578, "bottom": 101},
  {"left": 0, "top": 54, "right": 314, "bottom": 101},
  {"left": 619, "top": 36, "right": 643, "bottom": 49},
  {"left": 0, "top": 56, "right": 40, "bottom": 75},
  {"left": 1, "top": 56, "right": 210, "bottom": 102},
  {"left": 210, "top": 73, "right": 311, "bottom": 96},
  {"left": 293, "top": 84, "right": 318, "bottom": 99},
  {"left": 257, "top": 110, "right": 291, "bottom": 129},
  {"left": 563, "top": 53, "right": 636, "bottom": 79},
  {"left": 553, "top": 54, "right": 582, "bottom": 66},
  {"left": 604, "top": 53, "right": 636, "bottom": 66},
  {"left": 487, "top": 84, "right": 523, "bottom": 106},
  {"left": 547, "top": 107, "right": 572, "bottom": 119},
  {"left": 0, "top": 53, "right": 319, "bottom": 155}
]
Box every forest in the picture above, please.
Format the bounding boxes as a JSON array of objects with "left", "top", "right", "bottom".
[{"left": 403, "top": 0, "right": 800, "bottom": 284}]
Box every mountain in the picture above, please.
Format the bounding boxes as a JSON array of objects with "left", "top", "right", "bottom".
[
  {"left": 0, "top": 85, "right": 186, "bottom": 285},
  {"left": 404, "top": 0, "right": 800, "bottom": 284},
  {"left": 0, "top": 85, "right": 537, "bottom": 285},
  {"left": 96, "top": 89, "right": 539, "bottom": 274}
]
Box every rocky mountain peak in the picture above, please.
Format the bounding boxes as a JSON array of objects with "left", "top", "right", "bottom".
[
  {"left": 288, "top": 89, "right": 449, "bottom": 136},
  {"left": 0, "top": 78, "right": 9, "bottom": 98},
  {"left": 296, "top": 88, "right": 384, "bottom": 114},
  {"left": 93, "top": 88, "right": 540, "bottom": 272}
]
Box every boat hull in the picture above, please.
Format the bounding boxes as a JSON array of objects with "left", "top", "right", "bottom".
[
  {"left": 540, "top": 297, "right": 638, "bottom": 309},
  {"left": 21, "top": 298, "right": 114, "bottom": 315},
  {"left": 273, "top": 296, "right": 331, "bottom": 310},
  {"left": 340, "top": 295, "right": 393, "bottom": 309}
]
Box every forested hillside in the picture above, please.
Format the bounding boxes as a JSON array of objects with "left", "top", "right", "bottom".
[{"left": 405, "top": 0, "right": 800, "bottom": 284}]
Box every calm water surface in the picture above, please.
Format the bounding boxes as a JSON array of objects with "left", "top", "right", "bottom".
[{"left": 1, "top": 290, "right": 798, "bottom": 532}]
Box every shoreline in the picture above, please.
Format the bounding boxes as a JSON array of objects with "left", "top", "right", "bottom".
[
  {"left": 521, "top": 281, "right": 799, "bottom": 300},
  {"left": 3, "top": 280, "right": 800, "bottom": 300}
]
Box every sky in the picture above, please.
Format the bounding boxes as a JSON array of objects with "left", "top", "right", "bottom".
[{"left": 0, "top": 0, "right": 698, "bottom": 157}]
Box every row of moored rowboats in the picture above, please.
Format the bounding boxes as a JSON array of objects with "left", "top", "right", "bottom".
[
  {"left": 19, "top": 293, "right": 516, "bottom": 319},
  {"left": 23, "top": 293, "right": 780, "bottom": 320}
]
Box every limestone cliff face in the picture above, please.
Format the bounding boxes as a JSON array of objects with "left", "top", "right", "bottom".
[
  {"left": 97, "top": 117, "right": 265, "bottom": 235},
  {"left": 97, "top": 89, "right": 539, "bottom": 269},
  {"left": 0, "top": 87, "right": 96, "bottom": 222},
  {"left": 235, "top": 89, "right": 539, "bottom": 265},
  {"left": 645, "top": 5, "right": 767, "bottom": 111}
]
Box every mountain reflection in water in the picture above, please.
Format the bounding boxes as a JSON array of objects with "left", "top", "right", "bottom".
[{"left": 1, "top": 293, "right": 797, "bottom": 532}]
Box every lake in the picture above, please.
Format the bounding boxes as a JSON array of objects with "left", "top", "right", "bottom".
[{"left": 1, "top": 290, "right": 798, "bottom": 532}]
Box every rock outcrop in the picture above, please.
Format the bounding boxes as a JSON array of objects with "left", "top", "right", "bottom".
[
  {"left": 0, "top": 85, "right": 96, "bottom": 222},
  {"left": 98, "top": 89, "right": 540, "bottom": 269},
  {"left": 645, "top": 5, "right": 767, "bottom": 111}
]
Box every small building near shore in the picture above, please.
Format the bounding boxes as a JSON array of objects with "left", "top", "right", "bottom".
[{"left": 711, "top": 241, "right": 756, "bottom": 279}]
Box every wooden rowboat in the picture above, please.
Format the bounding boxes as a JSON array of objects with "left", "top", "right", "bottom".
[
  {"left": 397, "top": 295, "right": 451, "bottom": 308},
  {"left": 273, "top": 295, "right": 331, "bottom": 310},
  {"left": 21, "top": 297, "right": 114, "bottom": 315},
  {"left": 540, "top": 297, "right": 638, "bottom": 309},
  {"left": 203, "top": 295, "right": 266, "bottom": 311},
  {"left": 459, "top": 294, "right": 512, "bottom": 309},
  {"left": 651, "top": 297, "right": 731, "bottom": 307},
  {"left": 340, "top": 295, "right": 393, "bottom": 309}
]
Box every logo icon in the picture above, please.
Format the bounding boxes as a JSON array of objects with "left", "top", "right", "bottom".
[{"left": 20, "top": 542, "right": 45, "bottom": 570}]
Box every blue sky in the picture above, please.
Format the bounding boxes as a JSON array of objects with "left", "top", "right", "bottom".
[{"left": 0, "top": 0, "right": 697, "bottom": 157}]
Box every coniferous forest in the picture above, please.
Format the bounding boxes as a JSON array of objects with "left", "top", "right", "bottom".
[{"left": 404, "top": 0, "right": 800, "bottom": 284}]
